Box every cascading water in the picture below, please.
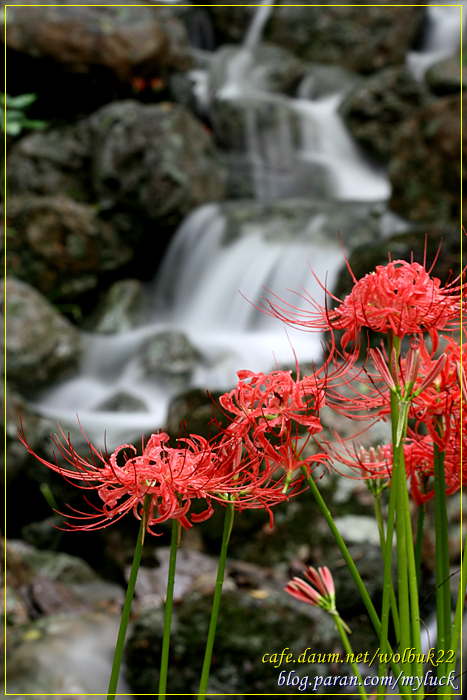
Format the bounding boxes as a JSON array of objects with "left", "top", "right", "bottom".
[{"left": 31, "top": 3, "right": 464, "bottom": 448}]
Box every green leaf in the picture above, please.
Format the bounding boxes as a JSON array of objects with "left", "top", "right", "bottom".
[{"left": 5, "top": 93, "right": 37, "bottom": 109}]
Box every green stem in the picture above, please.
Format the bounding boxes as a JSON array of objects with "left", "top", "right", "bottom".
[
  {"left": 447, "top": 534, "right": 467, "bottom": 676},
  {"left": 414, "top": 504, "right": 426, "bottom": 586},
  {"left": 300, "top": 464, "right": 402, "bottom": 681},
  {"left": 433, "top": 440, "right": 451, "bottom": 689},
  {"left": 107, "top": 494, "right": 152, "bottom": 700},
  {"left": 158, "top": 518, "right": 180, "bottom": 700},
  {"left": 373, "top": 491, "right": 400, "bottom": 643},
  {"left": 378, "top": 452, "right": 399, "bottom": 698},
  {"left": 333, "top": 614, "right": 368, "bottom": 700},
  {"left": 198, "top": 502, "right": 235, "bottom": 700}
]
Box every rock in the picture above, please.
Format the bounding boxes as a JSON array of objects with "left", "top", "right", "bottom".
[
  {"left": 3, "top": 382, "right": 56, "bottom": 485},
  {"left": 3, "top": 195, "right": 133, "bottom": 301},
  {"left": 2, "top": 277, "right": 82, "bottom": 394},
  {"left": 339, "top": 65, "right": 432, "bottom": 163},
  {"left": 165, "top": 387, "right": 223, "bottom": 440},
  {"left": 140, "top": 330, "right": 199, "bottom": 380},
  {"left": 87, "top": 279, "right": 146, "bottom": 333},
  {"left": 4, "top": 1, "right": 193, "bottom": 81},
  {"left": 207, "top": 44, "right": 303, "bottom": 152},
  {"left": 263, "top": 2, "right": 426, "bottom": 74},
  {"left": 6, "top": 120, "right": 93, "bottom": 201},
  {"left": 125, "top": 586, "right": 377, "bottom": 695},
  {"left": 7, "top": 100, "right": 226, "bottom": 231},
  {"left": 425, "top": 55, "right": 467, "bottom": 96},
  {"left": 88, "top": 100, "right": 226, "bottom": 226},
  {"left": 5, "top": 610, "right": 132, "bottom": 697},
  {"left": 95, "top": 391, "right": 148, "bottom": 413},
  {"left": 388, "top": 93, "right": 466, "bottom": 225}
]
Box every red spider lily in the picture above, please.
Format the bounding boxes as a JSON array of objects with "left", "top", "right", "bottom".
[
  {"left": 219, "top": 368, "right": 325, "bottom": 440},
  {"left": 205, "top": 435, "right": 307, "bottom": 526},
  {"left": 408, "top": 336, "right": 465, "bottom": 450},
  {"left": 17, "top": 422, "right": 230, "bottom": 533},
  {"left": 215, "top": 367, "right": 331, "bottom": 493},
  {"left": 286, "top": 566, "right": 335, "bottom": 608},
  {"left": 259, "top": 255, "right": 463, "bottom": 352},
  {"left": 18, "top": 418, "right": 307, "bottom": 533}
]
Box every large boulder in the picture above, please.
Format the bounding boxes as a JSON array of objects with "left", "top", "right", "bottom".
[
  {"left": 2, "top": 277, "right": 82, "bottom": 394},
  {"left": 7, "top": 100, "right": 226, "bottom": 230},
  {"left": 88, "top": 100, "right": 226, "bottom": 226},
  {"left": 388, "top": 93, "right": 466, "bottom": 225},
  {"left": 339, "top": 65, "right": 432, "bottom": 163},
  {"left": 264, "top": 3, "right": 426, "bottom": 74},
  {"left": 3, "top": 195, "right": 133, "bottom": 301},
  {"left": 3, "top": 1, "right": 193, "bottom": 77}
]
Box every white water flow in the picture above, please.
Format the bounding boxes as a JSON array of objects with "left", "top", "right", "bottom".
[
  {"left": 243, "top": 0, "right": 273, "bottom": 49},
  {"left": 31, "top": 4, "right": 464, "bottom": 448},
  {"left": 406, "top": 2, "right": 464, "bottom": 80}
]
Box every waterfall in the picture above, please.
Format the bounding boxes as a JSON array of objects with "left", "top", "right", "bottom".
[
  {"left": 406, "top": 1, "right": 464, "bottom": 80},
  {"left": 30, "top": 4, "right": 463, "bottom": 448},
  {"left": 244, "top": 0, "right": 273, "bottom": 49}
]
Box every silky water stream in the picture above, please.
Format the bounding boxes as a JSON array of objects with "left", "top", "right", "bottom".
[{"left": 31, "top": 2, "right": 464, "bottom": 454}]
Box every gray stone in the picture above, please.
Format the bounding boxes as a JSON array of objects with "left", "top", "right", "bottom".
[
  {"left": 425, "top": 55, "right": 467, "bottom": 96},
  {"left": 140, "top": 330, "right": 199, "bottom": 380},
  {"left": 88, "top": 100, "right": 226, "bottom": 226},
  {"left": 339, "top": 65, "right": 432, "bottom": 163},
  {"left": 95, "top": 391, "right": 148, "bottom": 413},
  {"left": 3, "top": 277, "right": 82, "bottom": 394},
  {"left": 388, "top": 93, "right": 466, "bottom": 225},
  {"left": 3, "top": 195, "right": 133, "bottom": 301},
  {"left": 4, "top": 1, "right": 193, "bottom": 81},
  {"left": 263, "top": 2, "right": 426, "bottom": 74},
  {"left": 89, "top": 279, "right": 146, "bottom": 334}
]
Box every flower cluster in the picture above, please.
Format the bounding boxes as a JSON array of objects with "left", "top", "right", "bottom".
[{"left": 18, "top": 365, "right": 331, "bottom": 534}]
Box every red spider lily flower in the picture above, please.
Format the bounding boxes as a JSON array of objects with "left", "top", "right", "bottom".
[
  {"left": 18, "top": 419, "right": 307, "bottom": 533},
  {"left": 409, "top": 336, "right": 464, "bottom": 450},
  {"left": 17, "top": 422, "right": 241, "bottom": 534},
  {"left": 286, "top": 566, "right": 335, "bottom": 609},
  {"left": 216, "top": 367, "right": 331, "bottom": 493},
  {"left": 207, "top": 435, "right": 307, "bottom": 527},
  {"left": 219, "top": 368, "right": 325, "bottom": 440},
  {"left": 260, "top": 255, "right": 463, "bottom": 352},
  {"left": 285, "top": 566, "right": 351, "bottom": 631}
]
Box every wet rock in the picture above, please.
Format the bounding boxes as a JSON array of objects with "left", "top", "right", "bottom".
[
  {"left": 88, "top": 100, "right": 226, "bottom": 226},
  {"left": 264, "top": 2, "right": 426, "bottom": 74},
  {"left": 425, "top": 55, "right": 467, "bottom": 96},
  {"left": 6, "top": 120, "right": 93, "bottom": 200},
  {"left": 5, "top": 610, "right": 132, "bottom": 697},
  {"left": 140, "top": 330, "right": 200, "bottom": 380},
  {"left": 3, "top": 382, "right": 56, "bottom": 485},
  {"left": 2, "top": 277, "right": 82, "bottom": 394},
  {"left": 166, "top": 387, "right": 223, "bottom": 440},
  {"left": 339, "top": 65, "right": 432, "bottom": 163},
  {"left": 95, "top": 391, "right": 148, "bottom": 413},
  {"left": 4, "top": 1, "right": 193, "bottom": 81},
  {"left": 208, "top": 45, "right": 302, "bottom": 153},
  {"left": 7, "top": 100, "right": 226, "bottom": 231},
  {"left": 297, "top": 63, "right": 361, "bottom": 100},
  {"left": 3, "top": 195, "right": 133, "bottom": 301},
  {"left": 388, "top": 93, "right": 466, "bottom": 225},
  {"left": 86, "top": 279, "right": 146, "bottom": 333}
]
